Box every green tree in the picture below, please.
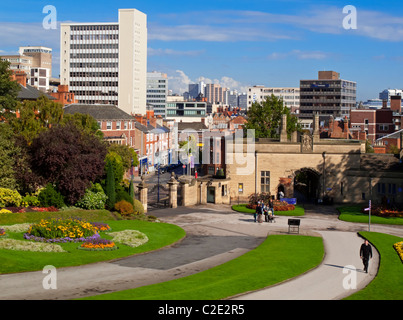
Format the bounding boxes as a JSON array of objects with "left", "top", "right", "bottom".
[
  {"left": 0, "top": 124, "right": 21, "bottom": 189},
  {"left": 0, "top": 60, "right": 20, "bottom": 121},
  {"left": 10, "top": 96, "right": 64, "bottom": 143},
  {"left": 105, "top": 158, "right": 116, "bottom": 210},
  {"left": 107, "top": 143, "right": 139, "bottom": 171},
  {"left": 62, "top": 113, "right": 104, "bottom": 140},
  {"left": 244, "top": 94, "right": 301, "bottom": 139}
]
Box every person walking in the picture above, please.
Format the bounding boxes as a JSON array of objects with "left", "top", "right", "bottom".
[
  {"left": 263, "top": 204, "right": 269, "bottom": 222},
  {"left": 254, "top": 202, "right": 260, "bottom": 223},
  {"left": 360, "top": 239, "right": 373, "bottom": 273}
]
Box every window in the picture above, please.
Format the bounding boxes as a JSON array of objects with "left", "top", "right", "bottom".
[
  {"left": 238, "top": 183, "right": 244, "bottom": 194},
  {"left": 124, "top": 121, "right": 128, "bottom": 130},
  {"left": 116, "top": 121, "right": 121, "bottom": 130},
  {"left": 222, "top": 185, "right": 227, "bottom": 197},
  {"left": 261, "top": 171, "right": 270, "bottom": 193},
  {"left": 106, "top": 122, "right": 112, "bottom": 130}
]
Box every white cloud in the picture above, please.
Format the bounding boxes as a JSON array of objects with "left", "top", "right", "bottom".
[
  {"left": 148, "top": 47, "right": 205, "bottom": 56},
  {"left": 267, "top": 49, "right": 331, "bottom": 60},
  {"left": 152, "top": 7, "right": 403, "bottom": 43},
  {"left": 168, "top": 70, "right": 249, "bottom": 95}
]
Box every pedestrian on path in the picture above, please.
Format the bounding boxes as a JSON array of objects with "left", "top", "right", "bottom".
[
  {"left": 254, "top": 202, "right": 260, "bottom": 223},
  {"left": 359, "top": 239, "right": 372, "bottom": 273}
]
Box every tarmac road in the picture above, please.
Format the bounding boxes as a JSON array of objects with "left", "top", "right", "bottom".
[{"left": 0, "top": 204, "right": 402, "bottom": 300}]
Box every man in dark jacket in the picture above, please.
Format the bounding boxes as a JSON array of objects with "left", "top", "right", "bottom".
[{"left": 360, "top": 240, "right": 373, "bottom": 273}]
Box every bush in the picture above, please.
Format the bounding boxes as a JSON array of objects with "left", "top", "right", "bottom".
[
  {"left": 133, "top": 199, "right": 144, "bottom": 215},
  {"left": 38, "top": 184, "right": 66, "bottom": 208},
  {"left": 21, "top": 194, "right": 40, "bottom": 207},
  {"left": 116, "top": 190, "right": 134, "bottom": 206},
  {"left": 75, "top": 186, "right": 108, "bottom": 210},
  {"left": 0, "top": 188, "right": 22, "bottom": 208},
  {"left": 114, "top": 200, "right": 134, "bottom": 216}
]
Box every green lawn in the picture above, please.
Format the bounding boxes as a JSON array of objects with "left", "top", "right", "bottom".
[
  {"left": 345, "top": 232, "right": 403, "bottom": 300},
  {"left": 81, "top": 234, "right": 324, "bottom": 300},
  {"left": 0, "top": 219, "right": 186, "bottom": 274},
  {"left": 338, "top": 206, "right": 403, "bottom": 226},
  {"left": 232, "top": 204, "right": 305, "bottom": 216}
]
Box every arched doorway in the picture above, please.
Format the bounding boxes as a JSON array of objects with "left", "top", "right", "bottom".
[{"left": 293, "top": 168, "right": 321, "bottom": 204}]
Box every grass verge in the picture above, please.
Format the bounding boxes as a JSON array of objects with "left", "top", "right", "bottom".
[
  {"left": 0, "top": 219, "right": 186, "bottom": 274},
  {"left": 345, "top": 231, "right": 403, "bottom": 300},
  {"left": 80, "top": 234, "right": 323, "bottom": 300},
  {"left": 338, "top": 206, "right": 403, "bottom": 226}
]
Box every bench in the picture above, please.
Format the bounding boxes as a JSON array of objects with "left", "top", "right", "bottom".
[{"left": 288, "top": 219, "right": 300, "bottom": 234}]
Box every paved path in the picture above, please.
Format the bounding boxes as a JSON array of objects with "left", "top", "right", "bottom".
[{"left": 0, "top": 204, "right": 402, "bottom": 300}]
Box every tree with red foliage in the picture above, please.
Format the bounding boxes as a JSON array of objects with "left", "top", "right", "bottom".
[{"left": 29, "top": 122, "right": 108, "bottom": 205}]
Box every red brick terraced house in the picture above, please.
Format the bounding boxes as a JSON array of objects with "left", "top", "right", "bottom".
[{"left": 64, "top": 104, "right": 137, "bottom": 147}]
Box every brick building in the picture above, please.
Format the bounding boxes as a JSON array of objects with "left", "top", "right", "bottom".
[{"left": 63, "top": 104, "right": 137, "bottom": 148}]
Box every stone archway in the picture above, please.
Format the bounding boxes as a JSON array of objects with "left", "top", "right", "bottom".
[{"left": 292, "top": 168, "right": 321, "bottom": 204}]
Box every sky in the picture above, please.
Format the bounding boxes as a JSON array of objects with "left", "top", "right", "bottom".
[{"left": 1, "top": 0, "right": 403, "bottom": 101}]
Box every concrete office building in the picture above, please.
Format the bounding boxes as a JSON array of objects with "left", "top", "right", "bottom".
[
  {"left": 147, "top": 71, "right": 168, "bottom": 118},
  {"left": 247, "top": 85, "right": 300, "bottom": 113},
  {"left": 379, "top": 89, "right": 403, "bottom": 102},
  {"left": 60, "top": 9, "right": 147, "bottom": 115},
  {"left": 1, "top": 46, "right": 52, "bottom": 92},
  {"left": 299, "top": 71, "right": 356, "bottom": 126}
]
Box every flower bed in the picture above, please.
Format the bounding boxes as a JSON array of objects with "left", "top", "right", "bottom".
[
  {"left": 24, "top": 232, "right": 101, "bottom": 244},
  {"left": 0, "top": 228, "right": 6, "bottom": 237},
  {"left": 0, "top": 239, "right": 66, "bottom": 253},
  {"left": 393, "top": 241, "right": 403, "bottom": 263},
  {"left": 364, "top": 205, "right": 403, "bottom": 218},
  {"left": 78, "top": 238, "right": 117, "bottom": 251},
  {"left": 108, "top": 230, "right": 149, "bottom": 248},
  {"left": 2, "top": 206, "right": 59, "bottom": 213},
  {"left": 25, "top": 218, "right": 97, "bottom": 243},
  {"left": 91, "top": 222, "right": 111, "bottom": 232}
]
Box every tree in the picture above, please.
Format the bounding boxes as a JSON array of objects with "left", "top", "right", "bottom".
[
  {"left": 10, "top": 96, "right": 64, "bottom": 143},
  {"left": 107, "top": 143, "right": 139, "bottom": 171},
  {"left": 62, "top": 113, "right": 104, "bottom": 140},
  {"left": 29, "top": 122, "right": 108, "bottom": 205},
  {"left": 0, "top": 124, "right": 21, "bottom": 189},
  {"left": 105, "top": 158, "right": 116, "bottom": 210},
  {"left": 244, "top": 94, "right": 301, "bottom": 139},
  {"left": 0, "top": 60, "right": 20, "bottom": 121}
]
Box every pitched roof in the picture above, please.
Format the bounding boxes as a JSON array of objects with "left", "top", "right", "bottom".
[
  {"left": 17, "top": 84, "right": 56, "bottom": 101},
  {"left": 177, "top": 122, "right": 208, "bottom": 131},
  {"left": 63, "top": 104, "right": 135, "bottom": 120}
]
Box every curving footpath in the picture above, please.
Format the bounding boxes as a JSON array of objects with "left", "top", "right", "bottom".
[{"left": 0, "top": 204, "right": 402, "bottom": 300}]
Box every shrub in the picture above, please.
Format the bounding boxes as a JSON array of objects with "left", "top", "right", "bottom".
[
  {"left": 133, "top": 199, "right": 144, "bottom": 215},
  {"left": 0, "top": 188, "right": 22, "bottom": 208},
  {"left": 75, "top": 187, "right": 108, "bottom": 210},
  {"left": 21, "top": 194, "right": 40, "bottom": 207},
  {"left": 38, "top": 184, "right": 65, "bottom": 208},
  {"left": 114, "top": 200, "right": 134, "bottom": 216},
  {"left": 0, "top": 209, "right": 13, "bottom": 214},
  {"left": 116, "top": 190, "right": 134, "bottom": 206}
]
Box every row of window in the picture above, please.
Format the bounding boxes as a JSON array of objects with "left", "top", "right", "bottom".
[
  {"left": 70, "top": 43, "right": 119, "bottom": 50},
  {"left": 70, "top": 72, "right": 119, "bottom": 78},
  {"left": 70, "top": 81, "right": 118, "bottom": 87},
  {"left": 70, "top": 25, "right": 119, "bottom": 31},
  {"left": 70, "top": 53, "right": 119, "bottom": 59},
  {"left": 73, "top": 90, "right": 118, "bottom": 96},
  {"left": 70, "top": 34, "right": 118, "bottom": 41},
  {"left": 71, "top": 62, "right": 119, "bottom": 68}
]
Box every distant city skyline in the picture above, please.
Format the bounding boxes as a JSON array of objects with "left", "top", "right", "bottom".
[{"left": 1, "top": 0, "right": 403, "bottom": 101}]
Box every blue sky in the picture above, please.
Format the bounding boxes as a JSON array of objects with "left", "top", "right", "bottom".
[{"left": 1, "top": 0, "right": 403, "bottom": 101}]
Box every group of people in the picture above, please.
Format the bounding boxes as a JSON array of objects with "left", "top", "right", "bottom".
[{"left": 254, "top": 200, "right": 275, "bottom": 223}]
